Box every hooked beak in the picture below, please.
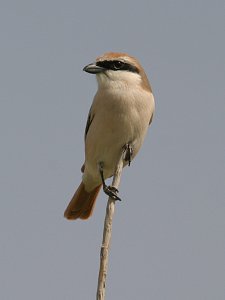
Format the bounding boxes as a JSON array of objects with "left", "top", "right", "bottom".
[{"left": 83, "top": 63, "right": 105, "bottom": 74}]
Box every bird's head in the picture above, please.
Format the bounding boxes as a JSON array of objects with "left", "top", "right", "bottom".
[{"left": 83, "top": 52, "right": 152, "bottom": 92}]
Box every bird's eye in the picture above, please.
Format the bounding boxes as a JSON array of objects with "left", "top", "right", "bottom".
[{"left": 113, "top": 61, "right": 124, "bottom": 70}]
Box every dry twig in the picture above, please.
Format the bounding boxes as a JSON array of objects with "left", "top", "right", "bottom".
[{"left": 96, "top": 151, "right": 124, "bottom": 300}]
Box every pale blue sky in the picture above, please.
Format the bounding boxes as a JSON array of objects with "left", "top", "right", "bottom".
[{"left": 0, "top": 1, "right": 225, "bottom": 299}]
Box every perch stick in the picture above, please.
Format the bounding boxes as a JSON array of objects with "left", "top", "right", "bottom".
[{"left": 96, "top": 151, "right": 124, "bottom": 300}]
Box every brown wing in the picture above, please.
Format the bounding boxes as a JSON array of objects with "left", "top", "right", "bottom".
[
  {"left": 84, "top": 107, "right": 94, "bottom": 139},
  {"left": 81, "top": 107, "right": 95, "bottom": 173}
]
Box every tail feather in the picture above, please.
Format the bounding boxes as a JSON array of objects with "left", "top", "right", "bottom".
[{"left": 64, "top": 182, "right": 102, "bottom": 220}]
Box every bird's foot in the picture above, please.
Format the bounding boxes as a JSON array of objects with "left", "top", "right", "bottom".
[
  {"left": 123, "top": 143, "right": 133, "bottom": 166},
  {"left": 103, "top": 185, "right": 121, "bottom": 201}
]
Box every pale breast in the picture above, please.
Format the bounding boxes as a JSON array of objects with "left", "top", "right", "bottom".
[{"left": 84, "top": 88, "right": 154, "bottom": 181}]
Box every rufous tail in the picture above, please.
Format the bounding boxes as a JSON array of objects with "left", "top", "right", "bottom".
[{"left": 64, "top": 182, "right": 102, "bottom": 220}]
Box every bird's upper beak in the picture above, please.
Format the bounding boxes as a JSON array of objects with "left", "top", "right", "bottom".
[{"left": 83, "top": 63, "right": 105, "bottom": 74}]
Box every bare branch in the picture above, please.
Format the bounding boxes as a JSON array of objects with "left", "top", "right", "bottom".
[{"left": 96, "top": 151, "right": 124, "bottom": 300}]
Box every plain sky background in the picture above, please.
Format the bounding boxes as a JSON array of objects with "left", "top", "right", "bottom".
[{"left": 0, "top": 0, "right": 224, "bottom": 299}]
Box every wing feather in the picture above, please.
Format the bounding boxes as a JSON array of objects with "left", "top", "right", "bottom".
[{"left": 84, "top": 107, "right": 94, "bottom": 139}]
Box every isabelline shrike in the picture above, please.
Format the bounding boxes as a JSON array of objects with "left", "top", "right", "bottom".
[{"left": 64, "top": 52, "right": 155, "bottom": 220}]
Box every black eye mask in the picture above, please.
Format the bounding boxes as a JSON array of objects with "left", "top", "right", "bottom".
[{"left": 96, "top": 60, "right": 139, "bottom": 74}]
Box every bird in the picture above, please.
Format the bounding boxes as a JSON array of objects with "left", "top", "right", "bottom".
[{"left": 64, "top": 52, "right": 155, "bottom": 220}]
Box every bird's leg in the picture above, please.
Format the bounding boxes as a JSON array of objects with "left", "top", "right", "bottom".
[
  {"left": 123, "top": 143, "right": 133, "bottom": 166},
  {"left": 98, "top": 162, "right": 121, "bottom": 201}
]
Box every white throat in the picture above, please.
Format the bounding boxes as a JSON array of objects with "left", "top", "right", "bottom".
[{"left": 96, "top": 70, "right": 142, "bottom": 90}]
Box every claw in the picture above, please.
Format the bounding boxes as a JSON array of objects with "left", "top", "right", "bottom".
[
  {"left": 103, "top": 185, "right": 121, "bottom": 201},
  {"left": 98, "top": 161, "right": 121, "bottom": 200}
]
